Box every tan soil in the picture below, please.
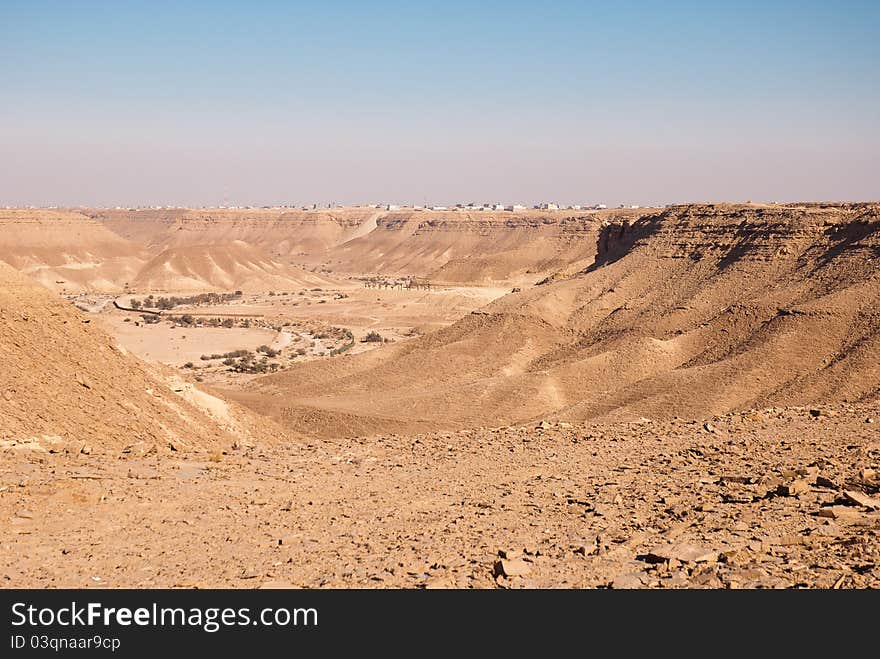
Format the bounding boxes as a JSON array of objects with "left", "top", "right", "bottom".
[
  {"left": 97, "top": 316, "right": 277, "bottom": 367},
  {"left": 131, "top": 241, "right": 341, "bottom": 293},
  {"left": 2, "top": 202, "right": 879, "bottom": 589},
  {"left": 0, "top": 261, "right": 285, "bottom": 455},
  {"left": 245, "top": 203, "right": 880, "bottom": 437},
  {"left": 2, "top": 405, "right": 877, "bottom": 588},
  {"left": 0, "top": 209, "right": 148, "bottom": 294},
  {"left": 89, "top": 206, "right": 648, "bottom": 283}
]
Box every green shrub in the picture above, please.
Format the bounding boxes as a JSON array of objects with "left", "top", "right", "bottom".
[
  {"left": 257, "top": 345, "right": 280, "bottom": 358},
  {"left": 363, "top": 331, "right": 383, "bottom": 343}
]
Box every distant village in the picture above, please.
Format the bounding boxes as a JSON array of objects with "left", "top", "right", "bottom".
[
  {"left": 376, "top": 202, "right": 617, "bottom": 212},
  {"left": 9, "top": 202, "right": 660, "bottom": 211}
]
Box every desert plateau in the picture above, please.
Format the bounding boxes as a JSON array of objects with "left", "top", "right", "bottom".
[{"left": 2, "top": 203, "right": 878, "bottom": 589}]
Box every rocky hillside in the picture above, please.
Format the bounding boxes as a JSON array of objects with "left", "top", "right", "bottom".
[
  {"left": 131, "top": 241, "right": 341, "bottom": 293},
  {"left": 92, "top": 207, "right": 649, "bottom": 284},
  {"left": 5, "top": 402, "right": 879, "bottom": 588},
  {"left": 0, "top": 209, "right": 148, "bottom": 293},
  {"left": 326, "top": 211, "right": 615, "bottom": 282},
  {"left": 0, "top": 261, "right": 283, "bottom": 455},
  {"left": 242, "top": 202, "right": 880, "bottom": 435},
  {"left": 90, "top": 207, "right": 377, "bottom": 257}
]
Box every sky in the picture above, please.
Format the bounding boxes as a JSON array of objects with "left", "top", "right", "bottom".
[{"left": 1, "top": 0, "right": 878, "bottom": 207}]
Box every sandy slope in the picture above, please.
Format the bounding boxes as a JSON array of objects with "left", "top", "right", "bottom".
[
  {"left": 90, "top": 207, "right": 377, "bottom": 257},
  {"left": 242, "top": 203, "right": 880, "bottom": 435},
  {"left": 0, "top": 210, "right": 345, "bottom": 294},
  {"left": 326, "top": 211, "right": 606, "bottom": 282},
  {"left": 1, "top": 201, "right": 879, "bottom": 590},
  {"left": 0, "top": 209, "right": 147, "bottom": 293},
  {"left": 0, "top": 261, "right": 283, "bottom": 455},
  {"left": 131, "top": 241, "right": 342, "bottom": 293},
  {"left": 92, "top": 207, "right": 649, "bottom": 284}
]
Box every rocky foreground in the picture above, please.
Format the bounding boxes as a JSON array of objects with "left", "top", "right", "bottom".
[{"left": 2, "top": 404, "right": 878, "bottom": 589}]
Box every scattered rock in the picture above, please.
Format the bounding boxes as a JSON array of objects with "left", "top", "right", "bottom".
[
  {"left": 610, "top": 573, "right": 646, "bottom": 589},
  {"left": 719, "top": 548, "right": 746, "bottom": 563},
  {"left": 424, "top": 575, "right": 455, "bottom": 589},
  {"left": 812, "top": 522, "right": 841, "bottom": 537},
  {"left": 691, "top": 570, "right": 722, "bottom": 587},
  {"left": 796, "top": 466, "right": 820, "bottom": 480},
  {"left": 818, "top": 506, "right": 863, "bottom": 520},
  {"left": 122, "top": 441, "right": 150, "bottom": 457},
  {"left": 493, "top": 558, "right": 532, "bottom": 578},
  {"left": 645, "top": 543, "right": 717, "bottom": 564},
  {"left": 774, "top": 535, "right": 805, "bottom": 547},
  {"left": 498, "top": 548, "right": 522, "bottom": 560},
  {"left": 663, "top": 571, "right": 690, "bottom": 587},
  {"left": 572, "top": 537, "right": 599, "bottom": 556},
  {"left": 842, "top": 490, "right": 880, "bottom": 511},
  {"left": 760, "top": 475, "right": 783, "bottom": 489},
  {"left": 719, "top": 475, "right": 755, "bottom": 485},
  {"left": 777, "top": 479, "right": 810, "bottom": 497},
  {"left": 721, "top": 490, "right": 756, "bottom": 504}
]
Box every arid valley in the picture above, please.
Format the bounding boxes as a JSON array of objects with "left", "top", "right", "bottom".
[{"left": 2, "top": 203, "right": 879, "bottom": 589}]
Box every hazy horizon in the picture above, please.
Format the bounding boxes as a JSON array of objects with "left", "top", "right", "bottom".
[{"left": 2, "top": 1, "right": 878, "bottom": 207}]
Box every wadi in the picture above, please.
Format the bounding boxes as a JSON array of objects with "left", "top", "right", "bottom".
[{"left": 1, "top": 202, "right": 878, "bottom": 588}]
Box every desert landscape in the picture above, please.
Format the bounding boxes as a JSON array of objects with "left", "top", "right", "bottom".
[{"left": 2, "top": 203, "right": 878, "bottom": 589}]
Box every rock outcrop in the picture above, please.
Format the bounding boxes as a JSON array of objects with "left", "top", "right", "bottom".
[{"left": 245, "top": 202, "right": 880, "bottom": 434}]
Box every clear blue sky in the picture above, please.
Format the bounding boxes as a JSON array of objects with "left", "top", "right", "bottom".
[{"left": 1, "top": 1, "right": 878, "bottom": 206}]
